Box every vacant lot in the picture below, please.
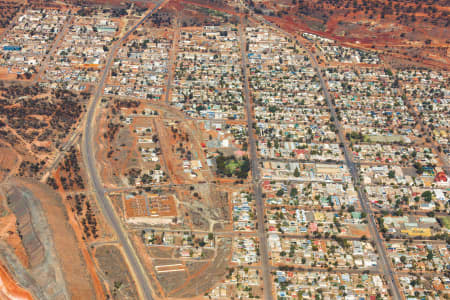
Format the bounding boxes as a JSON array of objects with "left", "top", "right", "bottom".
[
  {"left": 0, "top": 143, "right": 18, "bottom": 182},
  {"left": 95, "top": 245, "right": 138, "bottom": 300},
  {"left": 152, "top": 237, "right": 232, "bottom": 298}
]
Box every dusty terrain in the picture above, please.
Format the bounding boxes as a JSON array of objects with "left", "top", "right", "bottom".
[
  {"left": 0, "top": 84, "right": 88, "bottom": 179},
  {"left": 0, "top": 178, "right": 70, "bottom": 300},
  {"left": 0, "top": 263, "right": 33, "bottom": 300},
  {"left": 49, "top": 147, "right": 116, "bottom": 299},
  {"left": 0, "top": 0, "right": 24, "bottom": 32},
  {"left": 0, "top": 81, "right": 105, "bottom": 299},
  {"left": 0, "top": 159, "right": 108, "bottom": 300},
  {"left": 0, "top": 143, "right": 20, "bottom": 182},
  {"left": 14, "top": 178, "right": 99, "bottom": 300},
  {"left": 0, "top": 0, "right": 446, "bottom": 299},
  {"left": 160, "top": 237, "right": 232, "bottom": 298},
  {"left": 246, "top": 0, "right": 450, "bottom": 69},
  {"left": 94, "top": 245, "right": 138, "bottom": 300}
]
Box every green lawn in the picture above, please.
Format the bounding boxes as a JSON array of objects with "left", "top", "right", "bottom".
[{"left": 439, "top": 216, "right": 450, "bottom": 230}]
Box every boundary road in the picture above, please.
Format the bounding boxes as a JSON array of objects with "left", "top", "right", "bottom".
[{"left": 81, "top": 2, "right": 166, "bottom": 299}]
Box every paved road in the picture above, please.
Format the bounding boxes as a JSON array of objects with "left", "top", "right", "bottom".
[
  {"left": 163, "top": 11, "right": 180, "bottom": 104},
  {"left": 300, "top": 34, "right": 403, "bottom": 300},
  {"left": 239, "top": 17, "right": 274, "bottom": 300},
  {"left": 81, "top": 2, "right": 166, "bottom": 300},
  {"left": 312, "top": 54, "right": 402, "bottom": 300},
  {"left": 261, "top": 157, "right": 344, "bottom": 164},
  {"left": 245, "top": 11, "right": 401, "bottom": 300},
  {"left": 35, "top": 14, "right": 74, "bottom": 82},
  {"left": 271, "top": 265, "right": 379, "bottom": 275}
]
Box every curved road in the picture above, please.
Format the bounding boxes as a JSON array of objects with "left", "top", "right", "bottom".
[{"left": 81, "top": 2, "right": 166, "bottom": 299}]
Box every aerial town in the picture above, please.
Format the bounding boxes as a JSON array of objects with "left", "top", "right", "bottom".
[{"left": 0, "top": 0, "right": 448, "bottom": 299}]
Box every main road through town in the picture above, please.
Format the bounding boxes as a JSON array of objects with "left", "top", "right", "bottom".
[
  {"left": 274, "top": 26, "right": 402, "bottom": 300},
  {"left": 239, "top": 16, "right": 274, "bottom": 300},
  {"left": 257, "top": 17, "right": 402, "bottom": 298},
  {"left": 81, "top": 1, "right": 166, "bottom": 299},
  {"left": 241, "top": 6, "right": 401, "bottom": 299},
  {"left": 308, "top": 43, "right": 402, "bottom": 300}
]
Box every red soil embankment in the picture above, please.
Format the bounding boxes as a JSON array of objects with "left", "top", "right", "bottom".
[{"left": 0, "top": 263, "right": 33, "bottom": 300}]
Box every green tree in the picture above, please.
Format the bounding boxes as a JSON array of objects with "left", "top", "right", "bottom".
[
  {"left": 400, "top": 256, "right": 406, "bottom": 264},
  {"left": 422, "top": 191, "right": 432, "bottom": 202},
  {"left": 290, "top": 188, "right": 298, "bottom": 197}
]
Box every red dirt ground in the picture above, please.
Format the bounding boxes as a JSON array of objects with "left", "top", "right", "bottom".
[
  {"left": 51, "top": 173, "right": 107, "bottom": 300},
  {"left": 0, "top": 263, "right": 33, "bottom": 300},
  {"left": 0, "top": 214, "right": 29, "bottom": 269}
]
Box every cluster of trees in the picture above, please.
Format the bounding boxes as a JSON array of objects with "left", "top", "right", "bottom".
[
  {"left": 0, "top": 128, "right": 18, "bottom": 149},
  {"left": 113, "top": 99, "right": 140, "bottom": 109},
  {"left": 16, "top": 72, "right": 32, "bottom": 80},
  {"left": 50, "top": 91, "right": 83, "bottom": 133},
  {"left": 18, "top": 160, "right": 44, "bottom": 176},
  {"left": 248, "top": 0, "right": 447, "bottom": 36},
  {"left": 150, "top": 10, "right": 173, "bottom": 27},
  {"left": 0, "top": 2, "right": 21, "bottom": 28},
  {"left": 110, "top": 8, "right": 128, "bottom": 18},
  {"left": 59, "top": 147, "right": 84, "bottom": 190},
  {"left": 126, "top": 168, "right": 142, "bottom": 186},
  {"left": 215, "top": 154, "right": 250, "bottom": 179},
  {"left": 0, "top": 83, "right": 44, "bottom": 99},
  {"left": 71, "top": 193, "right": 85, "bottom": 216},
  {"left": 67, "top": 193, "right": 98, "bottom": 239},
  {"left": 82, "top": 200, "right": 98, "bottom": 239},
  {"left": 172, "top": 127, "right": 194, "bottom": 161},
  {"left": 346, "top": 131, "right": 365, "bottom": 142},
  {"left": 0, "top": 85, "right": 83, "bottom": 156},
  {"left": 76, "top": 7, "right": 93, "bottom": 17},
  {"left": 105, "top": 122, "right": 120, "bottom": 143},
  {"left": 47, "top": 176, "right": 58, "bottom": 190}
]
